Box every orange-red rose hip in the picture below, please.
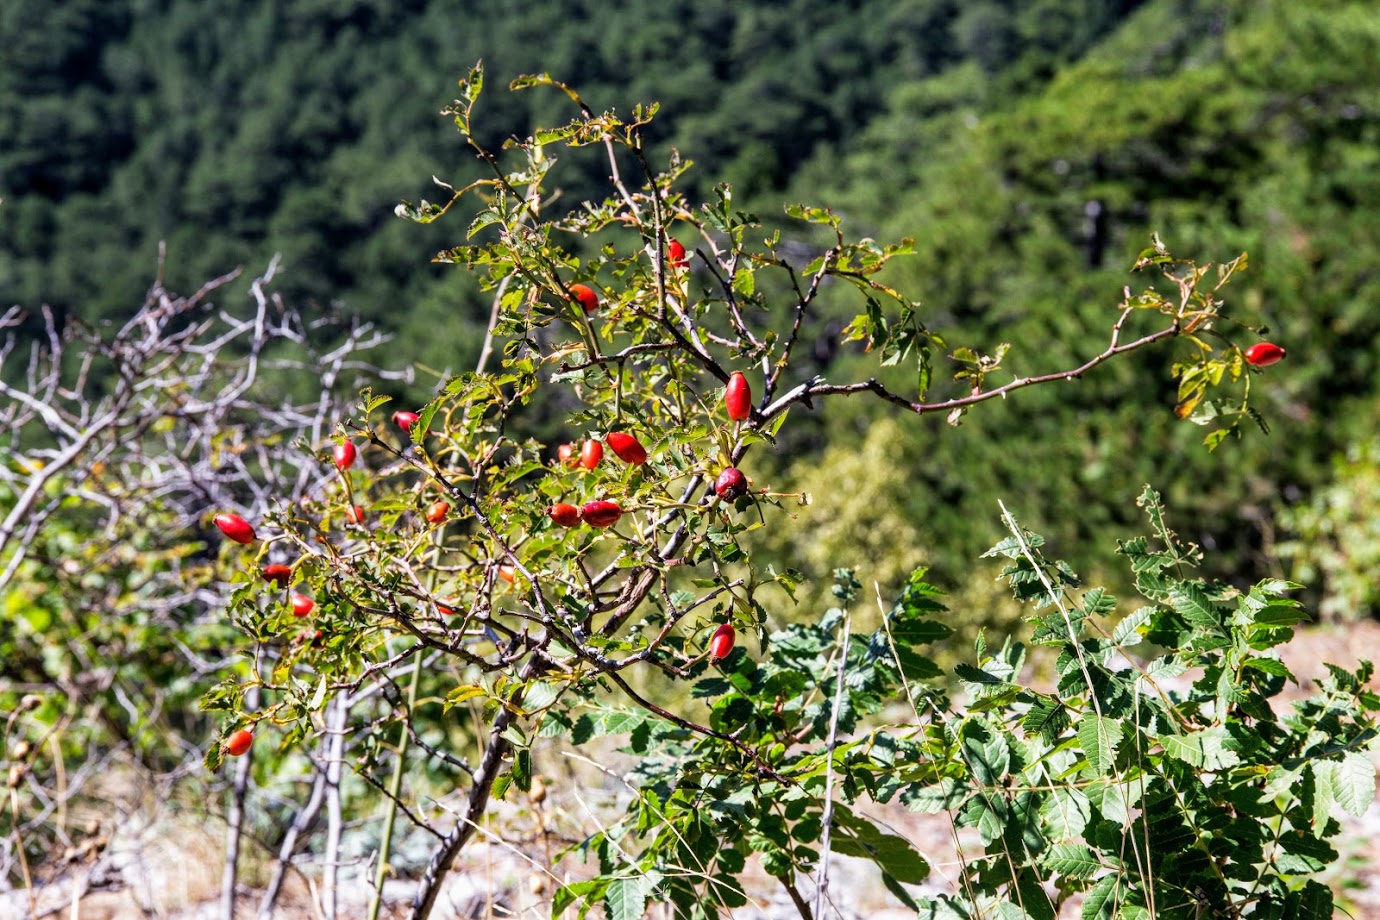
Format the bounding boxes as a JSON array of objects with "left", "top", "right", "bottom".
[
  {"left": 1244, "top": 342, "right": 1286, "bottom": 367},
  {"left": 548, "top": 503, "right": 582, "bottom": 527},
  {"left": 333, "top": 440, "right": 356, "bottom": 471},
  {"left": 225, "top": 729, "right": 254, "bottom": 757},
  {"left": 715, "top": 467, "right": 748, "bottom": 501},
  {"left": 582, "top": 500, "right": 622, "bottom": 529},
  {"left": 709, "top": 624, "right": 735, "bottom": 662},
  {"left": 568, "top": 283, "right": 600, "bottom": 314},
  {"left": 607, "top": 432, "right": 648, "bottom": 465},
  {"left": 213, "top": 513, "right": 256, "bottom": 545},
  {"left": 724, "top": 372, "right": 751, "bottom": 421},
  {"left": 346, "top": 505, "right": 366, "bottom": 525},
  {"left": 426, "top": 501, "right": 450, "bottom": 524},
  {"left": 262, "top": 563, "right": 292, "bottom": 586},
  {"left": 581, "top": 439, "right": 604, "bottom": 470}
]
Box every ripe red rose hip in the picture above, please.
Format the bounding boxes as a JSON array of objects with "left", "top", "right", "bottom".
[
  {"left": 333, "top": 440, "right": 356, "bottom": 471},
  {"left": 548, "top": 503, "right": 582, "bottom": 527},
  {"left": 213, "top": 513, "right": 256, "bottom": 545},
  {"left": 709, "top": 623, "right": 735, "bottom": 662},
  {"left": 582, "top": 500, "right": 622, "bottom": 529},
  {"left": 291, "top": 594, "right": 315, "bottom": 618},
  {"left": 568, "top": 283, "right": 600, "bottom": 314},
  {"left": 714, "top": 467, "right": 748, "bottom": 501},
  {"left": 224, "top": 729, "right": 254, "bottom": 757},
  {"left": 262, "top": 563, "right": 292, "bottom": 586},
  {"left": 426, "top": 501, "right": 450, "bottom": 524},
  {"left": 498, "top": 565, "right": 516, "bottom": 584},
  {"left": 393, "top": 410, "right": 420, "bottom": 432},
  {"left": 581, "top": 439, "right": 604, "bottom": 470},
  {"left": 346, "top": 505, "right": 366, "bottom": 525},
  {"left": 1244, "top": 342, "right": 1286, "bottom": 367},
  {"left": 557, "top": 442, "right": 577, "bottom": 466},
  {"left": 607, "top": 432, "right": 648, "bottom": 465},
  {"left": 724, "top": 372, "right": 751, "bottom": 421},
  {"left": 667, "top": 239, "right": 688, "bottom": 269}
]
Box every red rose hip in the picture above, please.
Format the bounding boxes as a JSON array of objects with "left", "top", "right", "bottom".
[
  {"left": 291, "top": 594, "right": 315, "bottom": 617},
  {"left": 667, "top": 239, "right": 688, "bottom": 269},
  {"left": 607, "top": 432, "right": 648, "bottom": 465},
  {"left": 333, "top": 440, "right": 356, "bottom": 471},
  {"left": 393, "top": 410, "right": 420, "bottom": 432},
  {"left": 581, "top": 439, "right": 604, "bottom": 470},
  {"left": 714, "top": 467, "right": 748, "bottom": 501},
  {"left": 548, "top": 503, "right": 582, "bottom": 527},
  {"left": 224, "top": 729, "right": 254, "bottom": 757},
  {"left": 1244, "top": 342, "right": 1286, "bottom": 367},
  {"left": 557, "top": 442, "right": 577, "bottom": 466},
  {"left": 582, "top": 500, "right": 622, "bottom": 529},
  {"left": 345, "top": 505, "right": 366, "bottom": 525},
  {"left": 568, "top": 283, "right": 600, "bottom": 314},
  {"left": 262, "top": 563, "right": 293, "bottom": 586},
  {"left": 213, "top": 513, "right": 256, "bottom": 545},
  {"left": 426, "top": 501, "right": 450, "bottom": 524},
  {"left": 709, "top": 624, "right": 735, "bottom": 662},
  {"left": 724, "top": 372, "right": 751, "bottom": 421}
]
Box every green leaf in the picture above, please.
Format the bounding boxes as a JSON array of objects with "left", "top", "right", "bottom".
[
  {"left": 831, "top": 805, "right": 931, "bottom": 884},
  {"left": 1287, "top": 880, "right": 1334, "bottom": 918},
  {"left": 518, "top": 680, "right": 561, "bottom": 714},
  {"left": 960, "top": 722, "right": 1010, "bottom": 784},
  {"left": 553, "top": 880, "right": 606, "bottom": 918},
  {"left": 1080, "top": 875, "right": 1118, "bottom": 919},
  {"left": 1039, "top": 788, "right": 1091, "bottom": 841},
  {"left": 1112, "top": 607, "right": 1154, "bottom": 647},
  {"left": 903, "top": 777, "right": 966, "bottom": 814},
  {"left": 604, "top": 874, "right": 654, "bottom": 920},
  {"left": 916, "top": 895, "right": 973, "bottom": 919},
  {"left": 1334, "top": 750, "right": 1376, "bottom": 818},
  {"left": 1161, "top": 727, "right": 1238, "bottom": 771},
  {"left": 1079, "top": 716, "right": 1123, "bottom": 776},
  {"left": 1168, "top": 583, "right": 1221, "bottom": 632},
  {"left": 1042, "top": 843, "right": 1100, "bottom": 879},
  {"left": 1022, "top": 697, "right": 1069, "bottom": 744}
]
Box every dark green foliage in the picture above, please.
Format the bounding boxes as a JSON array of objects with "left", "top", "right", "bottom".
[
  {"left": 0, "top": 0, "right": 1144, "bottom": 379},
  {"left": 561, "top": 490, "right": 1377, "bottom": 917}
]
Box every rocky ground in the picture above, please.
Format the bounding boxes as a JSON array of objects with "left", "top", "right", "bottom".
[{"left": 5, "top": 621, "right": 1379, "bottom": 920}]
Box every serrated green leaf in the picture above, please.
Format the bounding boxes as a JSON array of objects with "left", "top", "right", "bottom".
[
  {"left": 1042, "top": 843, "right": 1100, "bottom": 879},
  {"left": 1242, "top": 656, "right": 1292, "bottom": 679},
  {"left": 1168, "top": 583, "right": 1220, "bottom": 632},
  {"left": 1040, "top": 787, "right": 1091, "bottom": 841},
  {"left": 444, "top": 684, "right": 488, "bottom": 709},
  {"left": 1079, "top": 716, "right": 1123, "bottom": 776},
  {"left": 605, "top": 874, "right": 654, "bottom": 920},
  {"left": 916, "top": 895, "right": 973, "bottom": 919},
  {"left": 553, "top": 880, "right": 606, "bottom": 918},
  {"left": 1289, "top": 880, "right": 1334, "bottom": 918},
  {"left": 904, "top": 777, "right": 968, "bottom": 815},
  {"left": 1081, "top": 875, "right": 1118, "bottom": 919},
  {"left": 1112, "top": 607, "right": 1154, "bottom": 647},
  {"left": 1334, "top": 750, "right": 1376, "bottom": 817}
]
